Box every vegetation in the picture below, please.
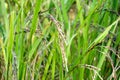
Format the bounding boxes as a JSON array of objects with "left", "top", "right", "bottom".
[{"left": 0, "top": 0, "right": 120, "bottom": 80}]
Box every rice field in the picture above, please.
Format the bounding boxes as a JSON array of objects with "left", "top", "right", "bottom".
[{"left": 0, "top": 0, "right": 120, "bottom": 80}]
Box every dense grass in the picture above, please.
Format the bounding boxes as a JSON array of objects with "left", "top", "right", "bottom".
[{"left": 0, "top": 0, "right": 120, "bottom": 80}]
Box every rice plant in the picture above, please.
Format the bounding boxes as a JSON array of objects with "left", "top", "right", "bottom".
[{"left": 0, "top": 0, "right": 120, "bottom": 80}]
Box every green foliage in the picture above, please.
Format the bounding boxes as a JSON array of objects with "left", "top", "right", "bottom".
[{"left": 0, "top": 0, "right": 120, "bottom": 80}]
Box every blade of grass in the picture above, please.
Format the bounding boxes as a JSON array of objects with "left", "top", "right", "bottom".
[
  {"left": 6, "top": 11, "right": 15, "bottom": 80},
  {"left": 29, "top": 0, "right": 42, "bottom": 40},
  {"left": 88, "top": 17, "right": 120, "bottom": 50}
]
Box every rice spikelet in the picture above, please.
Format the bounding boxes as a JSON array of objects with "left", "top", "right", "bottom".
[{"left": 48, "top": 14, "right": 68, "bottom": 71}]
